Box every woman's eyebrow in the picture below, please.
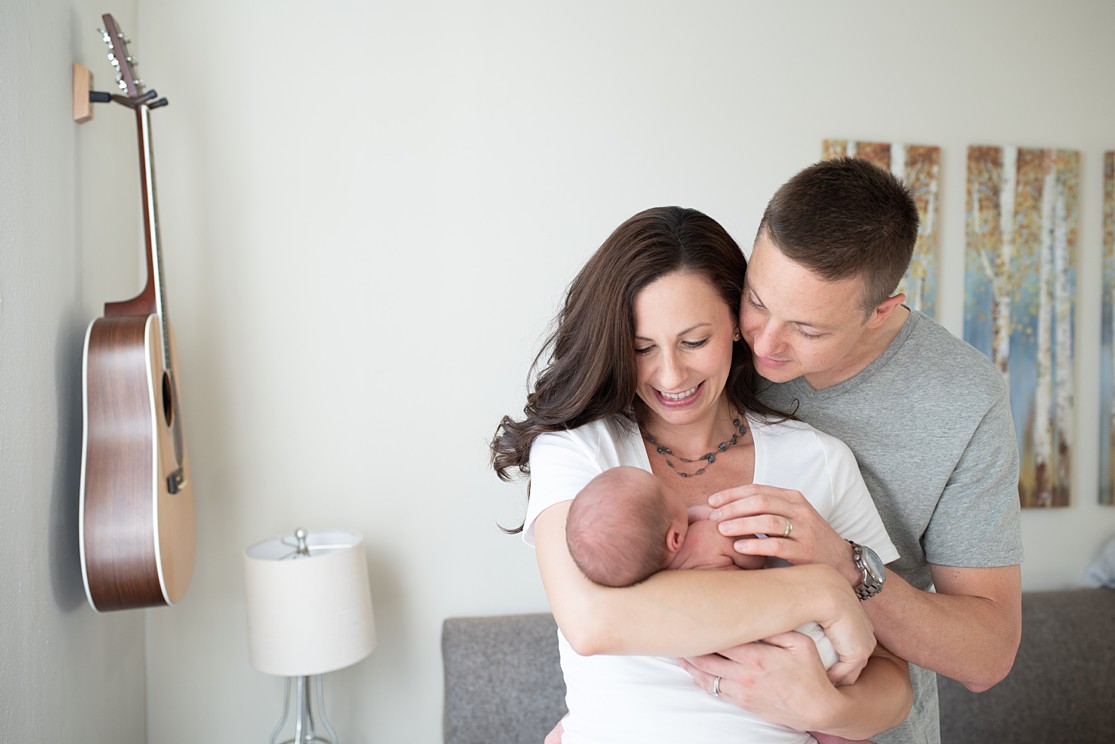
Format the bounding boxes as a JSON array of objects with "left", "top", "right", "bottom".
[{"left": 634, "top": 322, "right": 712, "bottom": 342}]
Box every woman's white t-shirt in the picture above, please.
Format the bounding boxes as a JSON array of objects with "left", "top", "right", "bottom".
[{"left": 524, "top": 413, "right": 898, "bottom": 744}]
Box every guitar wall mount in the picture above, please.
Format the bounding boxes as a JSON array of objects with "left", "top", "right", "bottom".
[{"left": 72, "top": 62, "right": 167, "bottom": 123}]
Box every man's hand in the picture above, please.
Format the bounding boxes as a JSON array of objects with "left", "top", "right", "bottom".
[
  {"left": 709, "top": 484, "right": 860, "bottom": 585},
  {"left": 680, "top": 631, "right": 856, "bottom": 732}
]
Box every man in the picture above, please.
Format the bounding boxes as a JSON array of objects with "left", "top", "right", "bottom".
[{"left": 685, "top": 158, "right": 1023, "bottom": 744}]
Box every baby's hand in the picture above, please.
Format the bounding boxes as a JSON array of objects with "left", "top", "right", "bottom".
[{"left": 687, "top": 504, "right": 714, "bottom": 523}]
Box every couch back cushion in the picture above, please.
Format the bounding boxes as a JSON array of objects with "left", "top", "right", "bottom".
[
  {"left": 442, "top": 613, "right": 567, "bottom": 744},
  {"left": 938, "top": 588, "right": 1115, "bottom": 743}
]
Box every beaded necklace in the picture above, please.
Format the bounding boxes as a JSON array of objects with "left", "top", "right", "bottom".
[{"left": 642, "top": 414, "right": 748, "bottom": 478}]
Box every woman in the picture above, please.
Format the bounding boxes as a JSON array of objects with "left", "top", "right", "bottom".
[{"left": 491, "top": 207, "right": 911, "bottom": 743}]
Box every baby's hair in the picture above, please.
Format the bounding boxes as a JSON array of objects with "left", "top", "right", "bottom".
[{"left": 566, "top": 468, "right": 673, "bottom": 587}]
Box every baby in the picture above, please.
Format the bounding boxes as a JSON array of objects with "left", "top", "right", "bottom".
[{"left": 565, "top": 466, "right": 837, "bottom": 668}]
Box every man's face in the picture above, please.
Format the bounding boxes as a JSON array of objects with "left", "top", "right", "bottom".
[{"left": 739, "top": 232, "right": 879, "bottom": 390}]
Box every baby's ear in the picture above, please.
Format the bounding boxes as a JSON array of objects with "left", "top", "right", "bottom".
[{"left": 665, "top": 524, "right": 685, "bottom": 553}]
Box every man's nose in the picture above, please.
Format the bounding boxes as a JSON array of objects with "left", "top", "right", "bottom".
[{"left": 749, "top": 323, "right": 784, "bottom": 356}]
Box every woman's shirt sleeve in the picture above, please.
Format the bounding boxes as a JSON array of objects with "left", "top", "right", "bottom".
[{"left": 523, "top": 418, "right": 641, "bottom": 546}]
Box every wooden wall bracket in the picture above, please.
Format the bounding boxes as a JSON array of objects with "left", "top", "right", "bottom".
[{"left": 73, "top": 63, "right": 94, "bottom": 123}]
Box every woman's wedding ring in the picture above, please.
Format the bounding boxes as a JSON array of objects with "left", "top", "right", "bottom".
[
  {"left": 712, "top": 675, "right": 722, "bottom": 697},
  {"left": 783, "top": 518, "right": 793, "bottom": 538}
]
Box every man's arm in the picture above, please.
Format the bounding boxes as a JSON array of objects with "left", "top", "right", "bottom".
[
  {"left": 710, "top": 484, "right": 1022, "bottom": 691},
  {"left": 863, "top": 563, "right": 1021, "bottom": 692}
]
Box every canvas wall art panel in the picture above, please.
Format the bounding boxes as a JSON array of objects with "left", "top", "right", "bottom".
[
  {"left": 964, "top": 145, "right": 1079, "bottom": 508},
  {"left": 1101, "top": 151, "right": 1115, "bottom": 505}
]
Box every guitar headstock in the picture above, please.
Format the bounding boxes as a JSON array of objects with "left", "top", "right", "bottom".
[{"left": 99, "top": 13, "right": 145, "bottom": 99}]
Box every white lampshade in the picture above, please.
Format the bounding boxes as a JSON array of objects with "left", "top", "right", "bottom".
[{"left": 243, "top": 530, "right": 377, "bottom": 677}]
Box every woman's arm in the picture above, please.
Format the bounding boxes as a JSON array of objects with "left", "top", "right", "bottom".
[
  {"left": 680, "top": 634, "right": 912, "bottom": 738},
  {"left": 534, "top": 500, "right": 877, "bottom": 681}
]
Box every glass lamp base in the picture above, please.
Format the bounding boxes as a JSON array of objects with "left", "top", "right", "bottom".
[{"left": 269, "top": 675, "right": 339, "bottom": 744}]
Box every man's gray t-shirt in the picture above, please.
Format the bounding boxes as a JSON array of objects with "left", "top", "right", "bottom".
[{"left": 758, "top": 309, "right": 1023, "bottom": 744}]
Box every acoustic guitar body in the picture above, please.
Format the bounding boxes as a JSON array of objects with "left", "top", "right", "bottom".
[{"left": 80, "top": 313, "right": 195, "bottom": 611}]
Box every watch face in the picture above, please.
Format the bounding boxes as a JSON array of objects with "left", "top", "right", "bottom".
[{"left": 862, "top": 546, "right": 886, "bottom": 581}]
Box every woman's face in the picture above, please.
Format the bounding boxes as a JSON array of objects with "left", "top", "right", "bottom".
[{"left": 632, "top": 271, "right": 736, "bottom": 432}]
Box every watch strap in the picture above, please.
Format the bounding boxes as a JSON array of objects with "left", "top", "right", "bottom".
[{"left": 848, "top": 540, "right": 884, "bottom": 600}]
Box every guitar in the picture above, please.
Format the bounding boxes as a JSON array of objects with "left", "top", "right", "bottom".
[{"left": 79, "top": 13, "right": 196, "bottom": 611}]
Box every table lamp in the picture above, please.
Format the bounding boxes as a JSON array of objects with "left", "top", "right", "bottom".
[{"left": 244, "top": 528, "right": 376, "bottom": 744}]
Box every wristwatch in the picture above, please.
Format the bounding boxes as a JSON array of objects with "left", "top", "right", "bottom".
[{"left": 848, "top": 540, "right": 886, "bottom": 600}]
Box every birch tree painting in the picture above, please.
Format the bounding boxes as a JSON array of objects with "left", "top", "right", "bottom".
[
  {"left": 823, "top": 140, "right": 941, "bottom": 317},
  {"left": 1101, "top": 152, "right": 1115, "bottom": 505},
  {"left": 965, "top": 145, "right": 1079, "bottom": 508}
]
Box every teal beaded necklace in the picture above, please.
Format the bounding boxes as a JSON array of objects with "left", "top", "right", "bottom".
[{"left": 642, "top": 415, "right": 748, "bottom": 478}]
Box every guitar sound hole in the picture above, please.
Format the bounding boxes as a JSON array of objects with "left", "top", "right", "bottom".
[{"left": 162, "top": 371, "right": 174, "bottom": 426}]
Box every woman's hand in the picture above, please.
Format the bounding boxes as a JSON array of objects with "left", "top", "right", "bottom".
[{"left": 709, "top": 484, "right": 861, "bottom": 586}]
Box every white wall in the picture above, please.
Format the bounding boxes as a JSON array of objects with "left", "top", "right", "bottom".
[
  {"left": 4, "top": 1, "right": 1114, "bottom": 743},
  {"left": 0, "top": 2, "right": 148, "bottom": 742}
]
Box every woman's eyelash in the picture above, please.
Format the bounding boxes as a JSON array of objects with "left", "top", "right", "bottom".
[{"left": 634, "top": 339, "right": 708, "bottom": 354}]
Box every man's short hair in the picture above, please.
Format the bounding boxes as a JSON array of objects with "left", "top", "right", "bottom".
[{"left": 758, "top": 157, "right": 920, "bottom": 313}]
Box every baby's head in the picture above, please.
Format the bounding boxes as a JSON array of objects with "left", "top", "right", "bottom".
[{"left": 566, "top": 467, "right": 688, "bottom": 587}]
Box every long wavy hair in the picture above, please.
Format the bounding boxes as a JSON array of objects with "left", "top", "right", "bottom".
[{"left": 491, "top": 206, "right": 782, "bottom": 501}]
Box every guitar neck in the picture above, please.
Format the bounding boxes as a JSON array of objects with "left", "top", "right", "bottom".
[
  {"left": 104, "top": 101, "right": 172, "bottom": 372},
  {"left": 136, "top": 103, "right": 173, "bottom": 371}
]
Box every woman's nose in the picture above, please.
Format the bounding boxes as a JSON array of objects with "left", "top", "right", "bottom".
[{"left": 657, "top": 350, "right": 686, "bottom": 389}]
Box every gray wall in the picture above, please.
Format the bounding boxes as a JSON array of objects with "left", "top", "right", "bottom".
[{"left": 0, "top": 2, "right": 146, "bottom": 742}]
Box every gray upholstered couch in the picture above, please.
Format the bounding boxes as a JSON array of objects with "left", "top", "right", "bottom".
[{"left": 442, "top": 588, "right": 1115, "bottom": 743}]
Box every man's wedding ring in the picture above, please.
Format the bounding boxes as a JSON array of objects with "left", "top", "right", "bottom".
[
  {"left": 712, "top": 675, "right": 722, "bottom": 697},
  {"left": 783, "top": 518, "right": 793, "bottom": 538}
]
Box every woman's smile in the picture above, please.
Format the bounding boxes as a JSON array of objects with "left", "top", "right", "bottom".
[{"left": 655, "top": 382, "right": 704, "bottom": 407}]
